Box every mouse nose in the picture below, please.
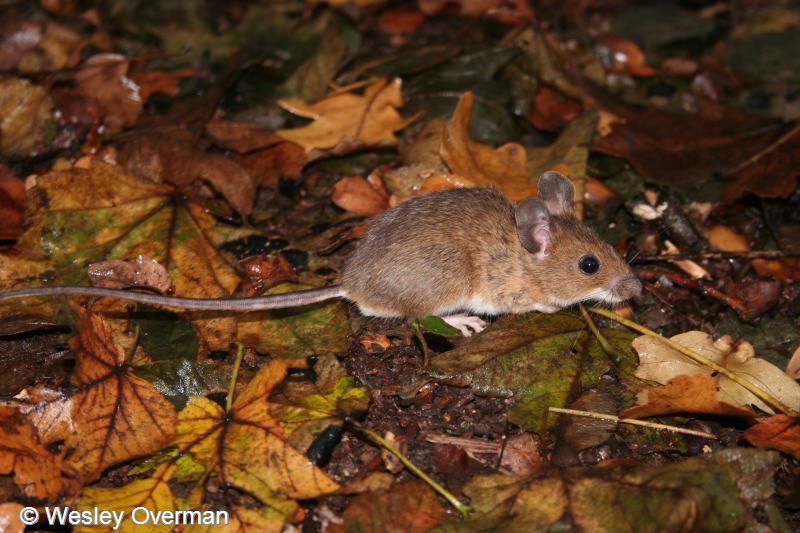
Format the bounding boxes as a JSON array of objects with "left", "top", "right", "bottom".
[{"left": 614, "top": 276, "right": 642, "bottom": 299}]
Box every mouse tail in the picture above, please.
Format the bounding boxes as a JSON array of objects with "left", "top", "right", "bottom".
[{"left": 0, "top": 285, "right": 347, "bottom": 311}]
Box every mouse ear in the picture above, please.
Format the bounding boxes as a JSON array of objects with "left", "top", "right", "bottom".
[
  {"left": 537, "top": 171, "right": 575, "bottom": 217},
  {"left": 515, "top": 198, "right": 552, "bottom": 258}
]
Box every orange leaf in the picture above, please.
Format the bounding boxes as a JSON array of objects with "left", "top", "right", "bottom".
[
  {"left": 66, "top": 310, "right": 177, "bottom": 481},
  {"left": 332, "top": 176, "right": 390, "bottom": 216},
  {"left": 277, "top": 78, "right": 413, "bottom": 161},
  {"left": 620, "top": 374, "right": 756, "bottom": 419},
  {"left": 206, "top": 119, "right": 285, "bottom": 154},
  {"left": 0, "top": 405, "right": 80, "bottom": 501},
  {"left": 743, "top": 414, "right": 800, "bottom": 460},
  {"left": 440, "top": 92, "right": 533, "bottom": 201},
  {"left": 234, "top": 141, "right": 307, "bottom": 186},
  {"left": 128, "top": 68, "right": 194, "bottom": 102}
]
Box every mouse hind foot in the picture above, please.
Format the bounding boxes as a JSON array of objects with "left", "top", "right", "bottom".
[{"left": 441, "top": 315, "right": 487, "bottom": 337}]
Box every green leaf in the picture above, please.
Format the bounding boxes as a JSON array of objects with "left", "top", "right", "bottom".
[
  {"left": 428, "top": 311, "right": 637, "bottom": 432},
  {"left": 414, "top": 316, "right": 461, "bottom": 337},
  {"left": 132, "top": 305, "right": 198, "bottom": 361}
]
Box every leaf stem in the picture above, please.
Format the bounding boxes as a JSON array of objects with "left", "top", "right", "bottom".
[
  {"left": 578, "top": 304, "right": 618, "bottom": 365},
  {"left": 226, "top": 342, "right": 244, "bottom": 412},
  {"left": 589, "top": 307, "right": 799, "bottom": 417},
  {"left": 548, "top": 407, "right": 717, "bottom": 439},
  {"left": 412, "top": 320, "right": 431, "bottom": 367},
  {"left": 346, "top": 418, "right": 472, "bottom": 517}
]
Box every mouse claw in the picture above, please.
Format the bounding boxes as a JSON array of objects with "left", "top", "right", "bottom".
[{"left": 441, "top": 315, "right": 487, "bottom": 337}]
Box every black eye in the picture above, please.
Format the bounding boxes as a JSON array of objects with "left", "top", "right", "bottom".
[{"left": 578, "top": 255, "right": 600, "bottom": 275}]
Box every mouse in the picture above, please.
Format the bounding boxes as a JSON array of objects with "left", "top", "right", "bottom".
[{"left": 0, "top": 172, "right": 641, "bottom": 336}]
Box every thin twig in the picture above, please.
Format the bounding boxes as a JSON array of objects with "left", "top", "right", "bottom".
[
  {"left": 548, "top": 407, "right": 717, "bottom": 439},
  {"left": 634, "top": 250, "right": 793, "bottom": 262},
  {"left": 589, "top": 308, "right": 799, "bottom": 417},
  {"left": 636, "top": 269, "right": 751, "bottom": 317},
  {"left": 579, "top": 304, "right": 619, "bottom": 365},
  {"left": 346, "top": 418, "right": 472, "bottom": 517},
  {"left": 726, "top": 121, "right": 800, "bottom": 175},
  {"left": 412, "top": 320, "right": 432, "bottom": 367}
]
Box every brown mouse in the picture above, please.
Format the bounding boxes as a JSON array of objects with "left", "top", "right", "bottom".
[{"left": 0, "top": 172, "right": 641, "bottom": 335}]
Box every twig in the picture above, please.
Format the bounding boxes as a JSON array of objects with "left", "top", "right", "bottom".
[
  {"left": 589, "top": 307, "right": 800, "bottom": 417},
  {"left": 412, "top": 320, "right": 432, "bottom": 367},
  {"left": 636, "top": 269, "right": 750, "bottom": 317},
  {"left": 579, "top": 304, "right": 619, "bottom": 365},
  {"left": 346, "top": 418, "right": 472, "bottom": 517},
  {"left": 634, "top": 250, "right": 793, "bottom": 262},
  {"left": 548, "top": 407, "right": 717, "bottom": 439},
  {"left": 226, "top": 342, "right": 244, "bottom": 412}
]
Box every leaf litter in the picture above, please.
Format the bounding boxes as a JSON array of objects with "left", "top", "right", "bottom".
[{"left": 0, "top": 1, "right": 799, "bottom": 531}]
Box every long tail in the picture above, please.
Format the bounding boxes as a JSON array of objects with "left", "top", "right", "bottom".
[{"left": 0, "top": 285, "right": 346, "bottom": 311}]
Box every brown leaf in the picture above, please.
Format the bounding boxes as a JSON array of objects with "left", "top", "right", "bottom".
[
  {"left": 620, "top": 374, "right": 756, "bottom": 419},
  {"left": 17, "top": 20, "right": 83, "bottom": 72},
  {"left": 786, "top": 345, "right": 800, "bottom": 380},
  {"left": 128, "top": 68, "right": 195, "bottom": 102},
  {"left": 0, "top": 503, "right": 25, "bottom": 533},
  {"left": 239, "top": 253, "right": 297, "bottom": 295},
  {"left": 329, "top": 481, "right": 446, "bottom": 533},
  {"left": 379, "top": 5, "right": 425, "bottom": 34},
  {"left": 206, "top": 119, "right": 284, "bottom": 153},
  {"left": 0, "top": 164, "right": 24, "bottom": 240},
  {"left": 721, "top": 123, "right": 800, "bottom": 202},
  {"left": 233, "top": 141, "right": 307, "bottom": 187},
  {"left": 440, "top": 92, "right": 532, "bottom": 200},
  {"left": 66, "top": 310, "right": 177, "bottom": 481},
  {"left": 529, "top": 86, "right": 583, "bottom": 131},
  {"left": 752, "top": 257, "right": 800, "bottom": 281},
  {"left": 332, "top": 176, "right": 390, "bottom": 216},
  {"left": 196, "top": 153, "right": 256, "bottom": 215},
  {"left": 708, "top": 225, "right": 750, "bottom": 252},
  {"left": 0, "top": 404, "right": 79, "bottom": 501},
  {"left": 74, "top": 54, "right": 142, "bottom": 134},
  {"left": 743, "top": 415, "right": 800, "bottom": 460},
  {"left": 0, "top": 11, "right": 41, "bottom": 71},
  {"left": 277, "top": 78, "right": 413, "bottom": 161},
  {"left": 0, "top": 78, "right": 54, "bottom": 156},
  {"left": 596, "top": 35, "right": 654, "bottom": 76},
  {"left": 87, "top": 254, "right": 173, "bottom": 292}
]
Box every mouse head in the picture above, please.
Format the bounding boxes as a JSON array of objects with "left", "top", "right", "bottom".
[{"left": 515, "top": 171, "right": 642, "bottom": 307}]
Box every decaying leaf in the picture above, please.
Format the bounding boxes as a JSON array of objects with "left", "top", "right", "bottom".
[
  {"left": 87, "top": 254, "right": 172, "bottom": 292},
  {"left": 66, "top": 310, "right": 177, "bottom": 481},
  {"left": 332, "top": 175, "right": 390, "bottom": 216},
  {"left": 449, "top": 448, "right": 779, "bottom": 531},
  {"left": 277, "top": 78, "right": 413, "bottom": 161},
  {"left": 329, "top": 481, "right": 446, "bottom": 533},
  {"left": 0, "top": 77, "right": 54, "bottom": 156},
  {"left": 632, "top": 331, "right": 800, "bottom": 414},
  {"left": 428, "top": 312, "right": 637, "bottom": 432},
  {"left": 74, "top": 54, "right": 142, "bottom": 134},
  {"left": 0, "top": 404, "right": 79, "bottom": 502}
]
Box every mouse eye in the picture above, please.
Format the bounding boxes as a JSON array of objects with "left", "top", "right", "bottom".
[{"left": 578, "top": 255, "right": 600, "bottom": 275}]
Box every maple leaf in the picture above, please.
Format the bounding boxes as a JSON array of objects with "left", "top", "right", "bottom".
[
  {"left": 277, "top": 78, "right": 414, "bottom": 161},
  {"left": 0, "top": 404, "right": 80, "bottom": 502},
  {"left": 66, "top": 310, "right": 177, "bottom": 482}
]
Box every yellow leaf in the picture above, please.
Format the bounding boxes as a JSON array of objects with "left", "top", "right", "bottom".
[{"left": 277, "top": 78, "right": 413, "bottom": 161}]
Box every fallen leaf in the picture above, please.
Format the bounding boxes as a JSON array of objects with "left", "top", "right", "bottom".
[
  {"left": 87, "top": 254, "right": 173, "bottom": 292},
  {"left": 429, "top": 312, "right": 637, "bottom": 432},
  {"left": 743, "top": 415, "right": 800, "bottom": 460},
  {"left": 205, "top": 119, "right": 284, "bottom": 154},
  {"left": 233, "top": 141, "right": 307, "bottom": 186},
  {"left": 328, "top": 481, "right": 446, "bottom": 533},
  {"left": 128, "top": 68, "right": 195, "bottom": 102},
  {"left": 786, "top": 344, "right": 800, "bottom": 380},
  {"left": 17, "top": 20, "right": 83, "bottom": 72},
  {"left": 277, "top": 78, "right": 413, "bottom": 161},
  {"left": 66, "top": 310, "right": 177, "bottom": 481},
  {"left": 708, "top": 224, "right": 750, "bottom": 252},
  {"left": 596, "top": 35, "right": 654, "bottom": 76},
  {"left": 74, "top": 54, "right": 142, "bottom": 134},
  {"left": 379, "top": 5, "right": 425, "bottom": 34},
  {"left": 0, "top": 78, "right": 54, "bottom": 156},
  {"left": 0, "top": 404, "right": 79, "bottom": 501},
  {"left": 752, "top": 257, "right": 800, "bottom": 281},
  {"left": 332, "top": 176, "right": 390, "bottom": 216},
  {"left": 454, "top": 448, "right": 778, "bottom": 531},
  {"left": 621, "top": 374, "right": 756, "bottom": 419},
  {"left": 528, "top": 85, "right": 583, "bottom": 131},
  {"left": 632, "top": 331, "right": 800, "bottom": 414},
  {"left": 0, "top": 12, "right": 41, "bottom": 71},
  {"left": 0, "top": 164, "right": 24, "bottom": 239}
]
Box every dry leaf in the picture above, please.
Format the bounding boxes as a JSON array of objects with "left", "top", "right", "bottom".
[
  {"left": 440, "top": 92, "right": 532, "bottom": 200},
  {"left": 17, "top": 20, "right": 83, "bottom": 72},
  {"left": 0, "top": 78, "right": 54, "bottom": 156},
  {"left": 787, "top": 344, "right": 800, "bottom": 380},
  {"left": 128, "top": 68, "right": 194, "bottom": 102},
  {"left": 87, "top": 254, "right": 172, "bottom": 292},
  {"left": 332, "top": 176, "right": 390, "bottom": 216},
  {"left": 708, "top": 225, "right": 750, "bottom": 252},
  {"left": 0, "top": 404, "right": 80, "bottom": 502},
  {"left": 742, "top": 414, "right": 800, "bottom": 460},
  {"left": 277, "top": 78, "right": 413, "bottom": 161},
  {"left": 205, "top": 119, "right": 284, "bottom": 153},
  {"left": 621, "top": 374, "right": 756, "bottom": 419},
  {"left": 66, "top": 310, "right": 177, "bottom": 481},
  {"left": 632, "top": 331, "right": 800, "bottom": 414},
  {"left": 234, "top": 141, "right": 307, "bottom": 186}
]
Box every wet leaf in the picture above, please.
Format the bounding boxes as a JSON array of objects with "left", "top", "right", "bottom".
[
  {"left": 415, "top": 316, "right": 460, "bottom": 337},
  {"left": 0, "top": 78, "right": 54, "bottom": 156},
  {"left": 0, "top": 164, "right": 24, "bottom": 239},
  {"left": 2, "top": 164, "right": 253, "bottom": 350},
  {"left": 134, "top": 358, "right": 231, "bottom": 410},
  {"left": 74, "top": 54, "right": 142, "bottom": 134},
  {"left": 237, "top": 283, "right": 349, "bottom": 359},
  {"left": 66, "top": 310, "right": 177, "bottom": 481},
  {"left": 277, "top": 78, "right": 413, "bottom": 161},
  {"left": 87, "top": 255, "right": 173, "bottom": 292},
  {"left": 428, "top": 312, "right": 637, "bottom": 431},
  {"left": 331, "top": 175, "right": 390, "bottom": 216},
  {"left": 452, "top": 448, "right": 779, "bottom": 532}
]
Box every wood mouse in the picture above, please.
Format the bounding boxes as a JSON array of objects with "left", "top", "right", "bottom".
[{"left": 0, "top": 172, "right": 641, "bottom": 336}]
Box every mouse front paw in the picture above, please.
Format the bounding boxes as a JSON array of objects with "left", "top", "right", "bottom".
[{"left": 441, "top": 315, "right": 487, "bottom": 336}]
